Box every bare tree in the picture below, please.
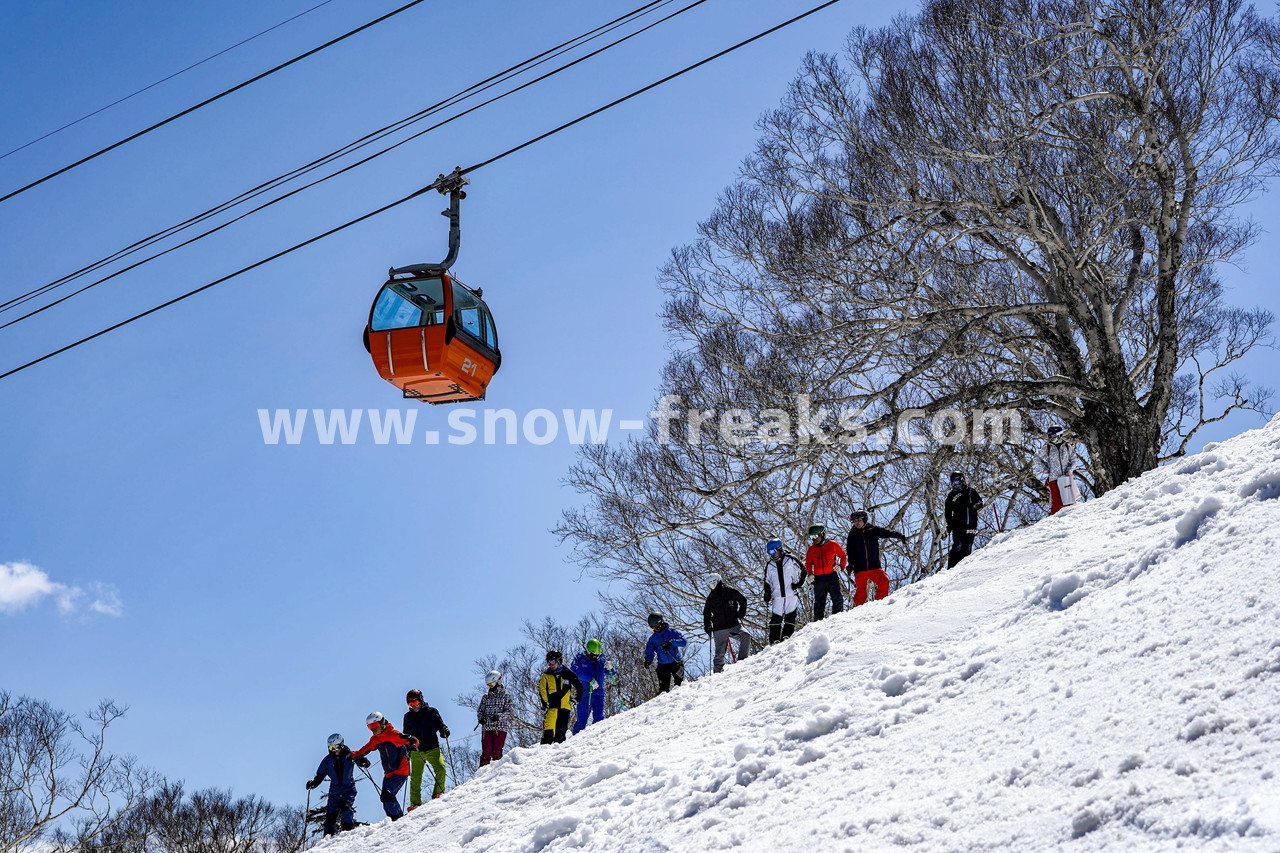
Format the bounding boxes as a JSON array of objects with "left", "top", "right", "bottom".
[
  {"left": 558, "top": 0, "right": 1278, "bottom": 622},
  {"left": 80, "top": 783, "right": 306, "bottom": 853},
  {"left": 0, "top": 691, "right": 155, "bottom": 853}
]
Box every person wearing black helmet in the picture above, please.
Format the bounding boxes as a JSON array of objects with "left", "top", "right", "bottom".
[
  {"left": 402, "top": 689, "right": 450, "bottom": 807},
  {"left": 1037, "top": 425, "right": 1080, "bottom": 514},
  {"left": 944, "top": 471, "right": 983, "bottom": 568},
  {"left": 845, "top": 510, "right": 907, "bottom": 606},
  {"left": 643, "top": 612, "right": 688, "bottom": 693},
  {"left": 305, "top": 733, "right": 367, "bottom": 835},
  {"left": 538, "top": 651, "right": 582, "bottom": 744}
]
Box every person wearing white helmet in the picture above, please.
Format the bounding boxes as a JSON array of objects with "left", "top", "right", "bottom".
[
  {"left": 305, "top": 733, "right": 369, "bottom": 835},
  {"left": 476, "top": 670, "right": 513, "bottom": 767},
  {"left": 703, "top": 575, "right": 751, "bottom": 673},
  {"left": 350, "top": 711, "right": 416, "bottom": 821}
]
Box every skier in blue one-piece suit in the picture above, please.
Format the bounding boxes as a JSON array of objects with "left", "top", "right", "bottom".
[
  {"left": 570, "top": 638, "right": 616, "bottom": 734},
  {"left": 306, "top": 733, "right": 368, "bottom": 835}
]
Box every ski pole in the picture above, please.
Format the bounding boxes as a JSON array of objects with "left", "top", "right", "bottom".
[
  {"left": 358, "top": 765, "right": 383, "bottom": 804},
  {"left": 301, "top": 787, "right": 311, "bottom": 848},
  {"left": 443, "top": 736, "right": 453, "bottom": 793},
  {"left": 401, "top": 753, "right": 409, "bottom": 813}
]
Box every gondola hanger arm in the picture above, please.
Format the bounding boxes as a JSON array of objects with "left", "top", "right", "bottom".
[{"left": 389, "top": 167, "right": 469, "bottom": 277}]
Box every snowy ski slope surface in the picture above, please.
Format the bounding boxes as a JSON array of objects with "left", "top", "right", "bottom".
[{"left": 322, "top": 419, "right": 1280, "bottom": 851}]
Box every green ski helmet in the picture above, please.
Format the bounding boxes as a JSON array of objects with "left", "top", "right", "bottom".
[
  {"left": 808, "top": 524, "right": 826, "bottom": 540},
  {"left": 586, "top": 638, "right": 603, "bottom": 655}
]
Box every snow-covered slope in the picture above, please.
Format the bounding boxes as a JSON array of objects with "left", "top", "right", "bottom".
[{"left": 328, "top": 419, "right": 1280, "bottom": 852}]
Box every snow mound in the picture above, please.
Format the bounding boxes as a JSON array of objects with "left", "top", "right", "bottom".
[{"left": 324, "top": 417, "right": 1280, "bottom": 851}]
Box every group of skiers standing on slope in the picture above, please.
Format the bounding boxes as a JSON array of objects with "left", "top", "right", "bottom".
[
  {"left": 305, "top": 433, "right": 1082, "bottom": 836},
  {"left": 305, "top": 689, "right": 456, "bottom": 835},
  {"left": 764, "top": 427, "right": 1083, "bottom": 638},
  {"left": 302, "top": 644, "right": 610, "bottom": 837}
]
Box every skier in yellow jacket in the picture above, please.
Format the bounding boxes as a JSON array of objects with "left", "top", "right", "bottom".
[{"left": 538, "top": 650, "right": 582, "bottom": 744}]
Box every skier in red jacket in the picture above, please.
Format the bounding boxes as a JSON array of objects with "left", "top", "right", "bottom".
[
  {"left": 350, "top": 712, "right": 416, "bottom": 821},
  {"left": 804, "top": 523, "right": 847, "bottom": 620}
]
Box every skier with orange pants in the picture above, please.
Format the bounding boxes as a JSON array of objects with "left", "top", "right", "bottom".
[{"left": 844, "top": 510, "right": 906, "bottom": 606}]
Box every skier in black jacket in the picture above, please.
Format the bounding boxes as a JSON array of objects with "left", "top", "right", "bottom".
[
  {"left": 944, "top": 471, "right": 983, "bottom": 568},
  {"left": 403, "top": 689, "right": 450, "bottom": 807},
  {"left": 845, "top": 510, "right": 906, "bottom": 605},
  {"left": 703, "top": 575, "right": 751, "bottom": 673}
]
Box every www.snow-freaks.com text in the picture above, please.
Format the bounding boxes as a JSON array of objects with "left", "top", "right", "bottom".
[{"left": 257, "top": 397, "right": 1023, "bottom": 447}]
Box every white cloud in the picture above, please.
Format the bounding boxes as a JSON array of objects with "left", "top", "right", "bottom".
[
  {"left": 87, "top": 583, "right": 124, "bottom": 617},
  {"left": 0, "top": 562, "right": 123, "bottom": 617}
]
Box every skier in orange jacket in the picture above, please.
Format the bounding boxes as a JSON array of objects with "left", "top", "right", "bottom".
[{"left": 351, "top": 712, "right": 415, "bottom": 821}]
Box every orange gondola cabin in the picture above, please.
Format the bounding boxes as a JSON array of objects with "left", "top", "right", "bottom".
[
  {"left": 364, "top": 269, "right": 500, "bottom": 403},
  {"left": 363, "top": 170, "right": 498, "bottom": 403}
]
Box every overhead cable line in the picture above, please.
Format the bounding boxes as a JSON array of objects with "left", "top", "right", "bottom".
[
  {"left": 0, "top": 0, "right": 688, "bottom": 320},
  {"left": 0, "top": 0, "right": 339, "bottom": 162},
  {"left": 0, "top": 0, "right": 845, "bottom": 381},
  {"left": 0, "top": 0, "right": 429, "bottom": 205}
]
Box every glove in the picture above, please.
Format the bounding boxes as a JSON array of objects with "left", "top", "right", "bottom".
[
  {"left": 642, "top": 658, "right": 652, "bottom": 669},
  {"left": 406, "top": 736, "right": 419, "bottom": 749},
  {"left": 306, "top": 779, "right": 321, "bottom": 790},
  {"left": 792, "top": 581, "right": 804, "bottom": 590},
  {"left": 588, "top": 679, "right": 598, "bottom": 690},
  {"left": 661, "top": 641, "right": 672, "bottom": 651},
  {"left": 355, "top": 756, "right": 371, "bottom": 769},
  {"left": 379, "top": 790, "right": 395, "bottom": 803},
  {"left": 440, "top": 727, "right": 450, "bottom": 738}
]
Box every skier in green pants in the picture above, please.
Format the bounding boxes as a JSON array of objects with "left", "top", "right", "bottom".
[{"left": 403, "top": 689, "right": 450, "bottom": 807}]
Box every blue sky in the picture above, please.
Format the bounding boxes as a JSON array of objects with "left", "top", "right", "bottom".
[{"left": 1, "top": 0, "right": 1276, "bottom": 812}]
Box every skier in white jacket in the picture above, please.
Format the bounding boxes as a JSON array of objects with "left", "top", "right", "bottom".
[
  {"left": 763, "top": 539, "right": 805, "bottom": 644},
  {"left": 1037, "top": 425, "right": 1080, "bottom": 514}
]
